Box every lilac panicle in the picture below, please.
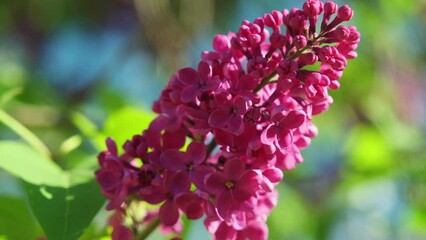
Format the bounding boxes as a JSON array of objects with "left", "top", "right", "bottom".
[{"left": 95, "top": 0, "right": 360, "bottom": 239}]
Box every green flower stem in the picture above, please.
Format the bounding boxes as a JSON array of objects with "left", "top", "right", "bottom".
[
  {"left": 253, "top": 71, "right": 277, "bottom": 93},
  {"left": 135, "top": 216, "right": 160, "bottom": 240},
  {"left": 0, "top": 108, "right": 51, "bottom": 159}
]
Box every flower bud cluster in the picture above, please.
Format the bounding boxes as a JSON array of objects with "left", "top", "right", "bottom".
[{"left": 96, "top": 1, "right": 359, "bottom": 239}]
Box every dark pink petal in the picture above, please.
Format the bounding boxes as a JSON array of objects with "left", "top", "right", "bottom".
[
  {"left": 187, "top": 141, "right": 206, "bottom": 165},
  {"left": 228, "top": 115, "right": 244, "bottom": 135},
  {"left": 111, "top": 225, "right": 133, "bottom": 240},
  {"left": 263, "top": 167, "right": 283, "bottom": 183},
  {"left": 167, "top": 171, "right": 191, "bottom": 194},
  {"left": 260, "top": 125, "right": 277, "bottom": 145},
  {"left": 106, "top": 137, "right": 118, "bottom": 156},
  {"left": 232, "top": 187, "right": 252, "bottom": 202},
  {"left": 192, "top": 166, "right": 214, "bottom": 190},
  {"left": 205, "top": 172, "right": 227, "bottom": 194},
  {"left": 209, "top": 109, "right": 230, "bottom": 129},
  {"left": 160, "top": 149, "right": 186, "bottom": 171},
  {"left": 181, "top": 85, "right": 200, "bottom": 103},
  {"left": 282, "top": 110, "right": 306, "bottom": 129},
  {"left": 276, "top": 129, "right": 293, "bottom": 149},
  {"left": 237, "top": 195, "right": 257, "bottom": 212},
  {"left": 224, "top": 159, "right": 245, "bottom": 180},
  {"left": 234, "top": 95, "right": 250, "bottom": 114},
  {"left": 244, "top": 222, "right": 268, "bottom": 240},
  {"left": 175, "top": 193, "right": 204, "bottom": 220},
  {"left": 178, "top": 67, "right": 199, "bottom": 85},
  {"left": 175, "top": 192, "right": 199, "bottom": 209},
  {"left": 236, "top": 170, "right": 261, "bottom": 192},
  {"left": 216, "top": 190, "right": 232, "bottom": 219},
  {"left": 159, "top": 199, "right": 180, "bottom": 226},
  {"left": 214, "top": 129, "right": 233, "bottom": 146},
  {"left": 106, "top": 186, "right": 127, "bottom": 210},
  {"left": 215, "top": 222, "right": 237, "bottom": 240},
  {"left": 204, "top": 76, "right": 221, "bottom": 91},
  {"left": 229, "top": 211, "right": 247, "bottom": 231},
  {"left": 271, "top": 111, "right": 286, "bottom": 123},
  {"left": 198, "top": 61, "right": 211, "bottom": 79},
  {"left": 185, "top": 201, "right": 204, "bottom": 220},
  {"left": 141, "top": 185, "right": 167, "bottom": 204},
  {"left": 162, "top": 128, "right": 186, "bottom": 149},
  {"left": 96, "top": 170, "right": 122, "bottom": 190}
]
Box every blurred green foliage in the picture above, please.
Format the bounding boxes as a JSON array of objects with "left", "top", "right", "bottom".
[{"left": 0, "top": 0, "right": 426, "bottom": 239}]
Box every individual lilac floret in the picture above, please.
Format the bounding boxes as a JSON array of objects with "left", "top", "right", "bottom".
[
  {"left": 178, "top": 61, "right": 221, "bottom": 103},
  {"left": 205, "top": 159, "right": 261, "bottom": 219}
]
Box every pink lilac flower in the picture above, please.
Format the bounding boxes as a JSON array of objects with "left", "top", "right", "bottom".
[
  {"left": 178, "top": 61, "right": 221, "bottom": 103},
  {"left": 260, "top": 108, "right": 306, "bottom": 152},
  {"left": 95, "top": 138, "right": 138, "bottom": 210},
  {"left": 208, "top": 92, "right": 253, "bottom": 135},
  {"left": 160, "top": 141, "right": 213, "bottom": 189},
  {"left": 205, "top": 159, "right": 262, "bottom": 219}
]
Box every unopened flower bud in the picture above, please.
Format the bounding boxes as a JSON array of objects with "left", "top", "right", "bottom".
[
  {"left": 337, "top": 5, "right": 354, "bottom": 21},
  {"left": 303, "top": 0, "right": 323, "bottom": 17},
  {"left": 293, "top": 35, "right": 307, "bottom": 49},
  {"left": 213, "top": 35, "right": 231, "bottom": 53}
]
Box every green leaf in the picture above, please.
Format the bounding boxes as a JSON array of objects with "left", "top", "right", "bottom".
[
  {"left": 72, "top": 107, "right": 156, "bottom": 151},
  {"left": 103, "top": 107, "right": 156, "bottom": 147},
  {"left": 25, "top": 178, "right": 105, "bottom": 240},
  {"left": 0, "top": 196, "right": 41, "bottom": 240},
  {"left": 0, "top": 141, "right": 64, "bottom": 186},
  {"left": 0, "top": 141, "right": 105, "bottom": 240},
  {"left": 346, "top": 125, "right": 393, "bottom": 172}
]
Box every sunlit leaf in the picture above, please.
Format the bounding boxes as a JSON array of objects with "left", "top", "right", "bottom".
[
  {"left": 346, "top": 125, "right": 393, "bottom": 172},
  {"left": 103, "top": 107, "right": 156, "bottom": 147},
  {"left": 0, "top": 141, "right": 64, "bottom": 187},
  {"left": 0, "top": 141, "right": 105, "bottom": 240}
]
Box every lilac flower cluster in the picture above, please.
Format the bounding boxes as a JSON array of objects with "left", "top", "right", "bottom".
[{"left": 96, "top": 1, "right": 360, "bottom": 239}]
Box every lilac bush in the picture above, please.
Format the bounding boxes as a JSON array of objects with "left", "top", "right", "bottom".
[{"left": 96, "top": 0, "right": 360, "bottom": 239}]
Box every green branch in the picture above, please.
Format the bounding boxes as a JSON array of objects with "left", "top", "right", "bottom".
[{"left": 135, "top": 216, "right": 160, "bottom": 240}]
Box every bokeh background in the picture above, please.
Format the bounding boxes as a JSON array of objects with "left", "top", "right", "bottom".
[{"left": 1, "top": 0, "right": 426, "bottom": 239}]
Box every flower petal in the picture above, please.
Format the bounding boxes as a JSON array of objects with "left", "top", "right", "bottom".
[
  {"left": 276, "top": 129, "right": 293, "bottom": 149},
  {"left": 208, "top": 109, "right": 230, "bottom": 129},
  {"left": 159, "top": 199, "right": 180, "bottom": 226},
  {"left": 224, "top": 159, "right": 245, "bottom": 180},
  {"left": 96, "top": 170, "right": 122, "bottom": 190},
  {"left": 282, "top": 110, "right": 306, "bottom": 129},
  {"left": 160, "top": 149, "right": 186, "bottom": 171},
  {"left": 167, "top": 171, "right": 191, "bottom": 194},
  {"left": 198, "top": 61, "right": 211, "bottom": 79},
  {"left": 187, "top": 141, "right": 206, "bottom": 165},
  {"left": 237, "top": 169, "right": 261, "bottom": 192},
  {"left": 178, "top": 67, "right": 199, "bottom": 85},
  {"left": 263, "top": 167, "right": 283, "bottom": 183},
  {"left": 205, "top": 172, "right": 227, "bottom": 194},
  {"left": 181, "top": 85, "right": 200, "bottom": 103},
  {"left": 216, "top": 190, "right": 232, "bottom": 219},
  {"left": 260, "top": 125, "right": 278, "bottom": 145},
  {"left": 228, "top": 115, "right": 244, "bottom": 135},
  {"left": 192, "top": 165, "right": 214, "bottom": 190}
]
